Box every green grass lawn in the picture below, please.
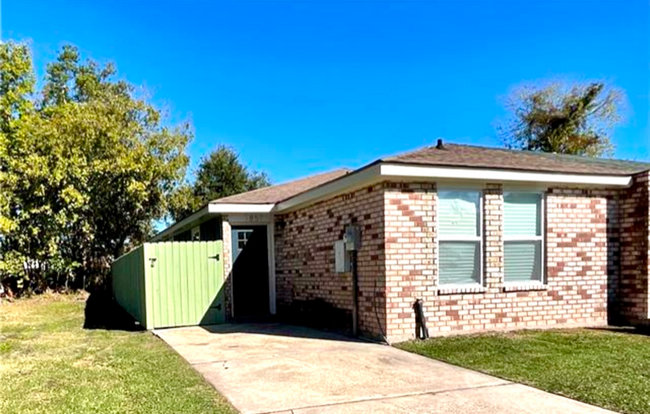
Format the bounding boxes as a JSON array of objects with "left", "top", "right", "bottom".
[
  {"left": 0, "top": 293, "right": 237, "bottom": 414},
  {"left": 397, "top": 328, "right": 650, "bottom": 414}
]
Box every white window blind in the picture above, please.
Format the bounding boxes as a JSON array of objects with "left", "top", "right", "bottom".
[
  {"left": 504, "top": 192, "right": 544, "bottom": 283},
  {"left": 438, "top": 190, "right": 481, "bottom": 285}
]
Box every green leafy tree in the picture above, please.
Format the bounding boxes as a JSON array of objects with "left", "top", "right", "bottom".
[
  {"left": 0, "top": 42, "right": 191, "bottom": 292},
  {"left": 499, "top": 81, "right": 624, "bottom": 157},
  {"left": 167, "top": 184, "right": 203, "bottom": 223},
  {"left": 168, "top": 145, "right": 270, "bottom": 222}
]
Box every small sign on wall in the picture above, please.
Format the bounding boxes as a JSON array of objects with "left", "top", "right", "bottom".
[
  {"left": 334, "top": 240, "right": 351, "bottom": 273},
  {"left": 227, "top": 213, "right": 271, "bottom": 225},
  {"left": 245, "top": 214, "right": 267, "bottom": 223}
]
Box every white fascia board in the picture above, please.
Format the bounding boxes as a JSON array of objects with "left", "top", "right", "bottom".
[
  {"left": 274, "top": 162, "right": 632, "bottom": 216},
  {"left": 275, "top": 164, "right": 382, "bottom": 212},
  {"left": 208, "top": 203, "right": 275, "bottom": 213},
  {"left": 150, "top": 206, "right": 209, "bottom": 242},
  {"left": 150, "top": 203, "right": 275, "bottom": 242},
  {"left": 380, "top": 164, "right": 632, "bottom": 187}
]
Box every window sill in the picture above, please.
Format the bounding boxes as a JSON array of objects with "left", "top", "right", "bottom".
[
  {"left": 502, "top": 283, "right": 547, "bottom": 292},
  {"left": 437, "top": 285, "right": 486, "bottom": 295}
]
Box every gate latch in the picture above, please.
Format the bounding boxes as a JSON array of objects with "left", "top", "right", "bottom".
[
  {"left": 209, "top": 254, "right": 220, "bottom": 260},
  {"left": 149, "top": 257, "right": 157, "bottom": 268}
]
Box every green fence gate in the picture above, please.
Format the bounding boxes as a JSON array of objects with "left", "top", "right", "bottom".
[{"left": 111, "top": 241, "right": 225, "bottom": 329}]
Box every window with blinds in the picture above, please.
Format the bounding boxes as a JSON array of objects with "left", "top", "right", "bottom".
[
  {"left": 503, "top": 192, "right": 544, "bottom": 283},
  {"left": 437, "top": 190, "right": 482, "bottom": 285}
]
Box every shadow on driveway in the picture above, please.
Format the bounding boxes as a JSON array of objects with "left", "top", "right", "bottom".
[{"left": 200, "top": 322, "right": 364, "bottom": 343}]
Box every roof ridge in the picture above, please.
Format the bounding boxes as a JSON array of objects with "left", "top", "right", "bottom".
[
  {"left": 451, "top": 143, "right": 650, "bottom": 165},
  {"left": 384, "top": 141, "right": 650, "bottom": 176},
  {"left": 387, "top": 142, "right": 650, "bottom": 167}
]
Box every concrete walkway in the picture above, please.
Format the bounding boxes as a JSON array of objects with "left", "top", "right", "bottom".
[{"left": 155, "top": 324, "right": 617, "bottom": 414}]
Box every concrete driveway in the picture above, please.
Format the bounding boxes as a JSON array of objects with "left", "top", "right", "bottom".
[{"left": 155, "top": 324, "right": 616, "bottom": 414}]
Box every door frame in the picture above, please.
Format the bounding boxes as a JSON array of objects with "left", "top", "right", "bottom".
[{"left": 227, "top": 214, "right": 276, "bottom": 318}]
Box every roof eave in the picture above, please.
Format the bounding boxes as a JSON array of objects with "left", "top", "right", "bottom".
[
  {"left": 208, "top": 203, "right": 275, "bottom": 213},
  {"left": 275, "top": 163, "right": 383, "bottom": 212},
  {"left": 380, "top": 163, "right": 633, "bottom": 187},
  {"left": 150, "top": 205, "right": 210, "bottom": 242},
  {"left": 150, "top": 203, "right": 276, "bottom": 242},
  {"left": 274, "top": 162, "right": 633, "bottom": 213},
  {"left": 151, "top": 162, "right": 634, "bottom": 241}
]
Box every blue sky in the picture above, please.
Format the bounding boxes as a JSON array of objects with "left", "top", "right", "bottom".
[{"left": 3, "top": 0, "right": 649, "bottom": 183}]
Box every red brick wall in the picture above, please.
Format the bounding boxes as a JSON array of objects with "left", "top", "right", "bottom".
[
  {"left": 274, "top": 183, "right": 387, "bottom": 338},
  {"left": 618, "top": 172, "right": 650, "bottom": 324},
  {"left": 384, "top": 183, "right": 437, "bottom": 340},
  {"left": 484, "top": 183, "right": 505, "bottom": 291},
  {"left": 272, "top": 178, "right": 649, "bottom": 342},
  {"left": 545, "top": 188, "right": 612, "bottom": 323},
  {"left": 383, "top": 183, "right": 614, "bottom": 342}
]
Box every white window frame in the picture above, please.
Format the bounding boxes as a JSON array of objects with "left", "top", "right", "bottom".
[
  {"left": 436, "top": 188, "right": 484, "bottom": 287},
  {"left": 503, "top": 191, "right": 545, "bottom": 285}
]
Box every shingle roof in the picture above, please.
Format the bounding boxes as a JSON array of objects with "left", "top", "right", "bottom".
[
  {"left": 384, "top": 143, "right": 650, "bottom": 176},
  {"left": 210, "top": 169, "right": 351, "bottom": 204},
  {"left": 210, "top": 143, "right": 649, "bottom": 207}
]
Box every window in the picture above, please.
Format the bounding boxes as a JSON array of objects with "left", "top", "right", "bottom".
[
  {"left": 504, "top": 192, "right": 544, "bottom": 283},
  {"left": 232, "top": 229, "right": 254, "bottom": 262},
  {"left": 237, "top": 230, "right": 253, "bottom": 250},
  {"left": 438, "top": 190, "right": 482, "bottom": 285}
]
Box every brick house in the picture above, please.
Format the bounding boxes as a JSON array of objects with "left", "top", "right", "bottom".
[{"left": 153, "top": 142, "right": 650, "bottom": 343}]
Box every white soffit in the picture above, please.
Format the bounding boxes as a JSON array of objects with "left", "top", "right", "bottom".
[
  {"left": 380, "top": 164, "right": 633, "bottom": 187},
  {"left": 208, "top": 203, "right": 275, "bottom": 213}
]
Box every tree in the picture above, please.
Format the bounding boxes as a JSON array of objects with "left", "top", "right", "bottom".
[
  {"left": 168, "top": 145, "right": 270, "bottom": 222},
  {"left": 167, "top": 184, "right": 203, "bottom": 224},
  {"left": 498, "top": 81, "right": 624, "bottom": 157},
  {"left": 0, "top": 42, "right": 191, "bottom": 292}
]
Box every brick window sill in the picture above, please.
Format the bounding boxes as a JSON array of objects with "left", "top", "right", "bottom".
[
  {"left": 437, "top": 285, "right": 486, "bottom": 295},
  {"left": 502, "top": 283, "right": 547, "bottom": 292}
]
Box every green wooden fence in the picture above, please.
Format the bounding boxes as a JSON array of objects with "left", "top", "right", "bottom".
[
  {"left": 111, "top": 245, "right": 147, "bottom": 327},
  {"left": 111, "top": 241, "right": 225, "bottom": 329}
]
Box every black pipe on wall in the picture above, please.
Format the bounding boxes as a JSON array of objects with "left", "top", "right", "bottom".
[
  {"left": 413, "top": 298, "right": 429, "bottom": 340},
  {"left": 351, "top": 250, "right": 359, "bottom": 337}
]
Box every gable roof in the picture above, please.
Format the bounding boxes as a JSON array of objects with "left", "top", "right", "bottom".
[
  {"left": 210, "top": 168, "right": 351, "bottom": 205},
  {"left": 384, "top": 143, "right": 650, "bottom": 176}
]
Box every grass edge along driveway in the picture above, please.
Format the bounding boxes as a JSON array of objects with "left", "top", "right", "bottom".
[
  {"left": 397, "top": 328, "right": 650, "bottom": 414},
  {"left": 0, "top": 293, "right": 237, "bottom": 414}
]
